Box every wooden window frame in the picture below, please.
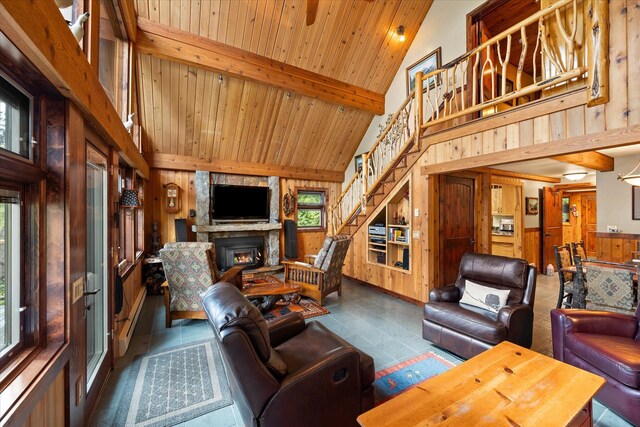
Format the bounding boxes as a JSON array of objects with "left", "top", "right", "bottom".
[{"left": 295, "top": 188, "right": 328, "bottom": 232}]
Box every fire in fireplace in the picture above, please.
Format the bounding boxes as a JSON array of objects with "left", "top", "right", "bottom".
[{"left": 215, "top": 236, "right": 264, "bottom": 271}]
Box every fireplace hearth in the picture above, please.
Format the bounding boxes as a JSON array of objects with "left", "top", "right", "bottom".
[{"left": 215, "top": 236, "right": 264, "bottom": 271}]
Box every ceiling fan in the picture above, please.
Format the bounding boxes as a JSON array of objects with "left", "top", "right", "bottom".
[{"left": 306, "top": 0, "right": 374, "bottom": 26}]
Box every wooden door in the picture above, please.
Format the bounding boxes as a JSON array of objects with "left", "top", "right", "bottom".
[
  {"left": 581, "top": 192, "right": 597, "bottom": 258},
  {"left": 439, "top": 175, "right": 475, "bottom": 285},
  {"left": 541, "top": 186, "right": 563, "bottom": 268}
]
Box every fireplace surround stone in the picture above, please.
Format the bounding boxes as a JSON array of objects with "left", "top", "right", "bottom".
[{"left": 194, "top": 171, "right": 282, "bottom": 267}]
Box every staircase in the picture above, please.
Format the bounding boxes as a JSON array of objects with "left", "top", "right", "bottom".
[{"left": 330, "top": 0, "right": 603, "bottom": 238}]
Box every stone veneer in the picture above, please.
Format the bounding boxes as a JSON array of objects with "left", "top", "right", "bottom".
[{"left": 194, "top": 171, "right": 281, "bottom": 266}]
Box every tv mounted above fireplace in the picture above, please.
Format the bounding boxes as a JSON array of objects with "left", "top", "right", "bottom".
[{"left": 211, "top": 184, "right": 270, "bottom": 222}]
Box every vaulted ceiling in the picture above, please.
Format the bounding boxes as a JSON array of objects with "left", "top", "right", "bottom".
[{"left": 134, "top": 0, "right": 433, "bottom": 181}]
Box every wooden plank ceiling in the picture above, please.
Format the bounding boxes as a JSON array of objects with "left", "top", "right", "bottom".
[{"left": 135, "top": 0, "right": 433, "bottom": 181}]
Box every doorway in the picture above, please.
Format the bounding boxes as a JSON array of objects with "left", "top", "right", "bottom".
[
  {"left": 85, "top": 145, "right": 112, "bottom": 405},
  {"left": 439, "top": 175, "right": 475, "bottom": 285}
]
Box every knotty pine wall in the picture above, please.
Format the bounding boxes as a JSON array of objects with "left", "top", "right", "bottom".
[
  {"left": 19, "top": 370, "right": 65, "bottom": 427},
  {"left": 596, "top": 233, "right": 640, "bottom": 263},
  {"left": 145, "top": 170, "right": 341, "bottom": 261},
  {"left": 145, "top": 170, "right": 197, "bottom": 248},
  {"left": 343, "top": 167, "right": 430, "bottom": 303},
  {"left": 278, "top": 178, "right": 341, "bottom": 260},
  {"left": 524, "top": 228, "right": 541, "bottom": 272},
  {"left": 421, "top": 1, "right": 639, "bottom": 169}
]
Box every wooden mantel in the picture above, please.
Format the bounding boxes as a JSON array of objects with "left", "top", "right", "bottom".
[{"left": 194, "top": 223, "right": 282, "bottom": 233}]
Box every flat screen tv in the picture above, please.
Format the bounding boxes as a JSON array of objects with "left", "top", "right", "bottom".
[{"left": 212, "top": 184, "right": 270, "bottom": 221}]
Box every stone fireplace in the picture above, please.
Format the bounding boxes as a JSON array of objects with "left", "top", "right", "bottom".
[{"left": 194, "top": 171, "right": 282, "bottom": 267}]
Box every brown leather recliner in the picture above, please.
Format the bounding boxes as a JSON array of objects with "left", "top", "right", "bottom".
[
  {"left": 202, "top": 282, "right": 375, "bottom": 427},
  {"left": 551, "top": 307, "right": 640, "bottom": 426},
  {"left": 423, "top": 253, "right": 537, "bottom": 359}
]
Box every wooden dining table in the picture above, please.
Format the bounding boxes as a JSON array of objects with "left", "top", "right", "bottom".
[{"left": 560, "top": 261, "right": 638, "bottom": 309}]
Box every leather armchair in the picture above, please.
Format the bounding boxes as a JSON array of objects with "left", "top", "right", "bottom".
[
  {"left": 202, "top": 282, "right": 375, "bottom": 427},
  {"left": 422, "top": 253, "right": 537, "bottom": 359},
  {"left": 551, "top": 308, "right": 640, "bottom": 426}
]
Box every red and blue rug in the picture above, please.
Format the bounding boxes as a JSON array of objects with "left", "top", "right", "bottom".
[{"left": 373, "top": 352, "right": 457, "bottom": 404}]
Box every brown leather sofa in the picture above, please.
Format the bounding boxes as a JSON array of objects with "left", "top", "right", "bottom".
[
  {"left": 551, "top": 308, "right": 640, "bottom": 426},
  {"left": 422, "top": 253, "right": 537, "bottom": 359},
  {"left": 202, "top": 282, "right": 375, "bottom": 427}
]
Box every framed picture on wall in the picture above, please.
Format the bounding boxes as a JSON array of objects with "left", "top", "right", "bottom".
[
  {"left": 633, "top": 186, "right": 640, "bottom": 220},
  {"left": 525, "top": 197, "right": 539, "bottom": 215},
  {"left": 406, "top": 47, "right": 442, "bottom": 96}
]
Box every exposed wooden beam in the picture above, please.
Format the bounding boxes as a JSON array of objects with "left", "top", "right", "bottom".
[
  {"left": 471, "top": 167, "right": 561, "bottom": 183},
  {"left": 135, "top": 18, "right": 385, "bottom": 115},
  {"left": 306, "top": 0, "right": 319, "bottom": 26},
  {"left": 551, "top": 151, "right": 614, "bottom": 172},
  {"left": 421, "top": 124, "right": 640, "bottom": 175},
  {"left": 118, "top": 0, "right": 137, "bottom": 42},
  {"left": 145, "top": 153, "right": 345, "bottom": 183},
  {"left": 0, "top": 0, "right": 149, "bottom": 178},
  {"left": 553, "top": 183, "right": 596, "bottom": 191},
  {"left": 425, "top": 90, "right": 585, "bottom": 145}
]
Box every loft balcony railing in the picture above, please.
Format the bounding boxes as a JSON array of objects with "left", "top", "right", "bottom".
[{"left": 330, "top": 0, "right": 608, "bottom": 236}]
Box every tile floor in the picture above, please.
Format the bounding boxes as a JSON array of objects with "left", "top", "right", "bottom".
[{"left": 90, "top": 274, "right": 631, "bottom": 426}]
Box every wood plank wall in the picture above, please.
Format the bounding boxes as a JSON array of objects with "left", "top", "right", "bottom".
[
  {"left": 524, "top": 228, "right": 541, "bottom": 271},
  {"left": 19, "top": 370, "right": 65, "bottom": 427},
  {"left": 279, "top": 178, "right": 341, "bottom": 260},
  {"left": 596, "top": 233, "right": 640, "bottom": 263},
  {"left": 115, "top": 262, "right": 144, "bottom": 356},
  {"left": 144, "top": 170, "right": 197, "bottom": 248},
  {"left": 343, "top": 167, "right": 428, "bottom": 302},
  {"left": 422, "top": 1, "right": 638, "bottom": 168},
  {"left": 145, "top": 170, "right": 341, "bottom": 261}
]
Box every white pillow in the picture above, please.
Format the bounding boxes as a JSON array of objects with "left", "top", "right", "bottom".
[{"left": 459, "top": 280, "right": 510, "bottom": 313}]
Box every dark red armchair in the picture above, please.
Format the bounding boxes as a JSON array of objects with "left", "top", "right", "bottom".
[{"left": 551, "top": 307, "right": 640, "bottom": 426}]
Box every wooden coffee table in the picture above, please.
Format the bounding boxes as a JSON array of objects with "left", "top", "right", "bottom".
[
  {"left": 242, "top": 274, "right": 299, "bottom": 298},
  {"left": 357, "top": 341, "right": 605, "bottom": 427}
]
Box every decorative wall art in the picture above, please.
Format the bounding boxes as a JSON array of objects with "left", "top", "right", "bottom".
[
  {"left": 525, "top": 197, "right": 539, "bottom": 215},
  {"left": 406, "top": 47, "right": 442, "bottom": 96}
]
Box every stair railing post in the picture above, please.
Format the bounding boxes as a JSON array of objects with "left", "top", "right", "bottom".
[
  {"left": 586, "top": 0, "right": 609, "bottom": 106},
  {"left": 361, "top": 152, "right": 368, "bottom": 214},
  {"left": 414, "top": 71, "right": 423, "bottom": 149}
]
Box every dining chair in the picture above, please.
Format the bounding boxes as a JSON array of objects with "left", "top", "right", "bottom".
[
  {"left": 570, "top": 240, "right": 589, "bottom": 262},
  {"left": 553, "top": 244, "right": 575, "bottom": 309},
  {"left": 585, "top": 262, "right": 637, "bottom": 315}
]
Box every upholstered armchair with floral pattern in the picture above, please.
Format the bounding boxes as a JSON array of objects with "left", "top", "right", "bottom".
[
  {"left": 283, "top": 235, "right": 350, "bottom": 306},
  {"left": 160, "top": 242, "right": 244, "bottom": 327}
]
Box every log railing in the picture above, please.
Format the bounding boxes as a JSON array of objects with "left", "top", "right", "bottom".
[
  {"left": 330, "top": 0, "right": 608, "bottom": 235},
  {"left": 415, "top": 0, "right": 607, "bottom": 135},
  {"left": 330, "top": 93, "right": 415, "bottom": 235}
]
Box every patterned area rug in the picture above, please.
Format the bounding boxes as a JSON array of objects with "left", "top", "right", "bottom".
[
  {"left": 114, "top": 340, "right": 232, "bottom": 426},
  {"left": 373, "top": 352, "right": 456, "bottom": 405},
  {"left": 263, "top": 298, "right": 329, "bottom": 321}
]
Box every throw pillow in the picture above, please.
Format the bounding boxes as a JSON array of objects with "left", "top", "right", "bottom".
[{"left": 459, "top": 280, "right": 510, "bottom": 313}]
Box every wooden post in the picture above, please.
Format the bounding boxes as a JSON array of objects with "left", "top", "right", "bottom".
[
  {"left": 415, "top": 71, "right": 424, "bottom": 141},
  {"left": 361, "top": 152, "right": 368, "bottom": 213},
  {"left": 586, "top": 0, "right": 609, "bottom": 107}
]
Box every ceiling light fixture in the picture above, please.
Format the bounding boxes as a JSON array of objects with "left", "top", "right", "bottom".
[
  {"left": 397, "top": 25, "right": 406, "bottom": 42},
  {"left": 563, "top": 172, "right": 588, "bottom": 181},
  {"left": 618, "top": 160, "right": 640, "bottom": 185}
]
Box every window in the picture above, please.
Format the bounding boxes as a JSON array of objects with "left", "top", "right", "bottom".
[
  {"left": 99, "top": 0, "right": 129, "bottom": 118},
  {"left": 0, "top": 73, "right": 32, "bottom": 160},
  {"left": 0, "top": 188, "right": 21, "bottom": 363},
  {"left": 297, "top": 190, "right": 326, "bottom": 231}
]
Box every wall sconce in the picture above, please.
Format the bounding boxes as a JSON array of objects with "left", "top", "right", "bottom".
[
  {"left": 397, "top": 25, "right": 406, "bottom": 42},
  {"left": 120, "top": 189, "right": 142, "bottom": 213},
  {"left": 617, "top": 160, "right": 640, "bottom": 185},
  {"left": 563, "top": 172, "right": 587, "bottom": 181}
]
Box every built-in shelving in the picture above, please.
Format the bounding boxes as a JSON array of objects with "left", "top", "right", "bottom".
[{"left": 366, "top": 178, "right": 411, "bottom": 272}]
